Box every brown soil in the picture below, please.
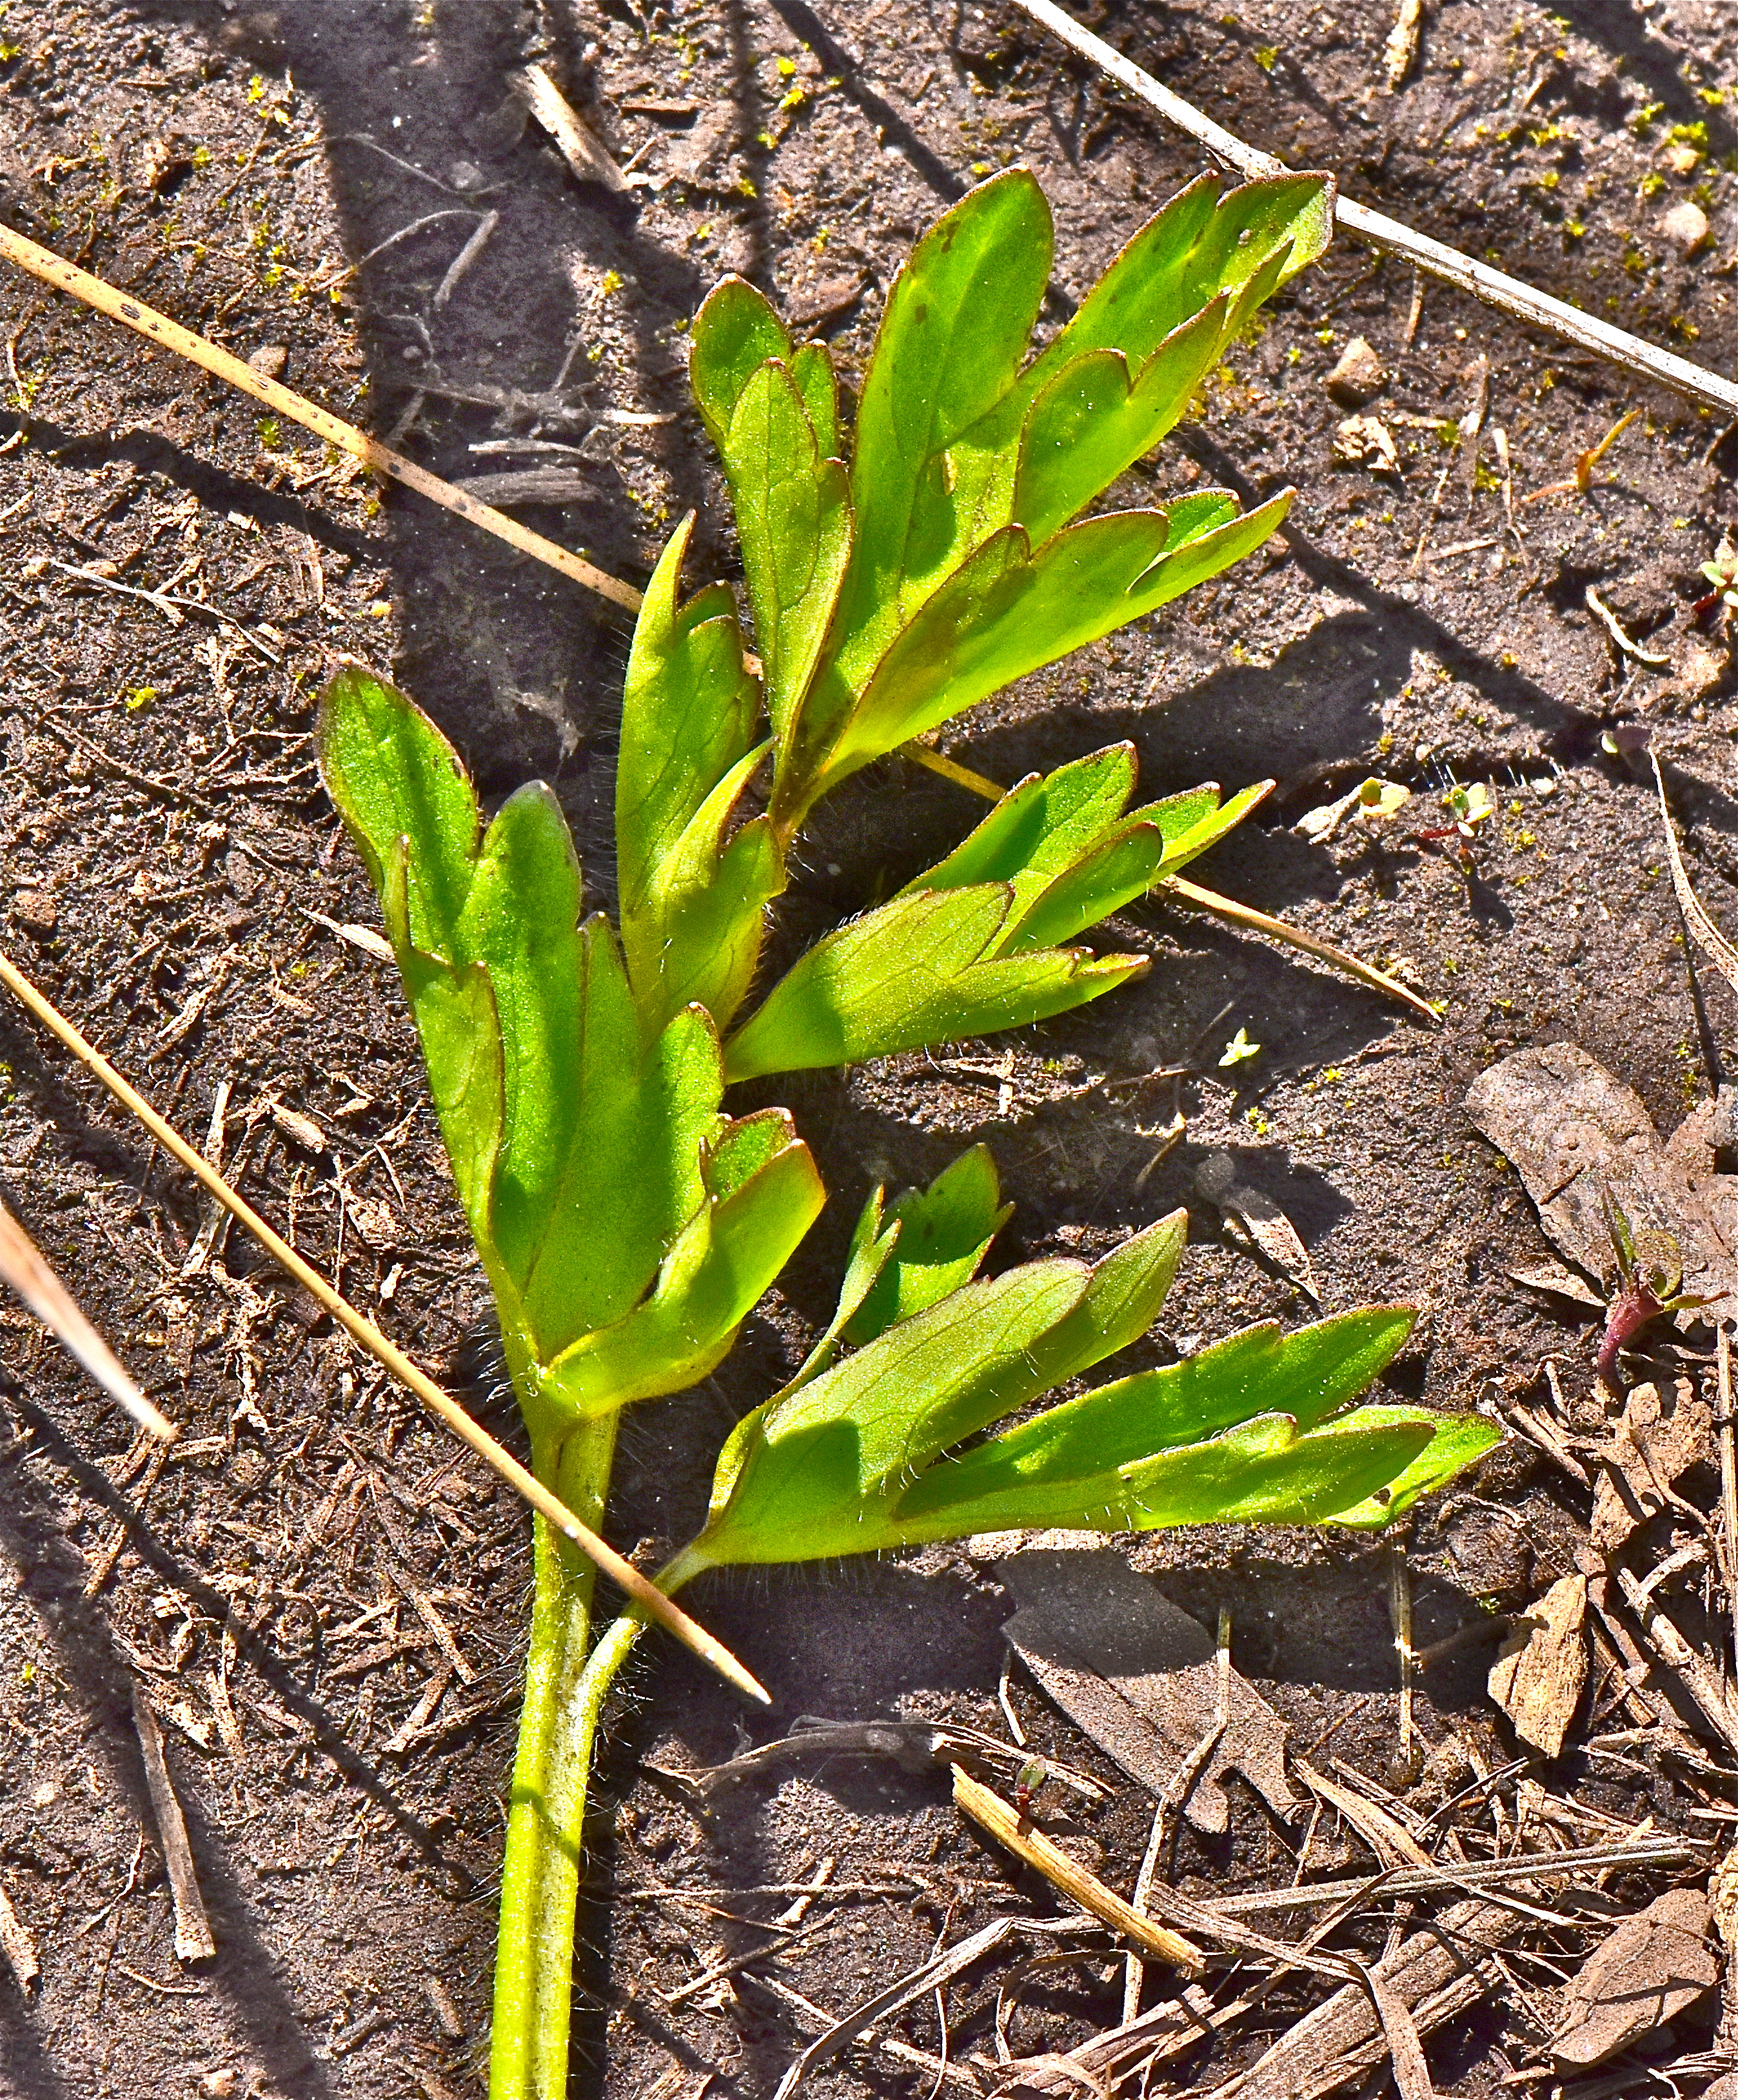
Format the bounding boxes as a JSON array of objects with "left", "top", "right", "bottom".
[{"left": 0, "top": 0, "right": 1735, "bottom": 2094}]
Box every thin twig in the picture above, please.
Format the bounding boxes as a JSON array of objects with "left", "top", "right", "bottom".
[
  {"left": 0, "top": 950, "right": 767, "bottom": 1706},
  {"left": 771, "top": 1917, "right": 1019, "bottom": 2100},
  {"left": 951, "top": 1767, "right": 1204, "bottom": 1974},
  {"left": 0, "top": 221, "right": 640, "bottom": 613},
  {"left": 1123, "top": 1607, "right": 1232, "bottom": 2021},
  {"left": 1011, "top": 0, "right": 1738, "bottom": 419},
  {"left": 1391, "top": 1553, "right": 1416, "bottom": 1778},
  {"left": 1723, "top": 1324, "right": 1738, "bottom": 1680}
]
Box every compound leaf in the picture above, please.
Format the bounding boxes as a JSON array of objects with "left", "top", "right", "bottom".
[
  {"left": 845, "top": 1145, "right": 1012, "bottom": 1344},
  {"left": 1326, "top": 1410, "right": 1505, "bottom": 1527},
  {"left": 722, "top": 885, "right": 1147, "bottom": 1081},
  {"left": 1012, "top": 302, "right": 1229, "bottom": 546},
  {"left": 822, "top": 493, "right": 1291, "bottom": 790},
  {"left": 893, "top": 1306, "right": 1417, "bottom": 1533},
  {"left": 686, "top": 1259, "right": 1091, "bottom": 1565},
  {"left": 1022, "top": 173, "right": 1332, "bottom": 400}
]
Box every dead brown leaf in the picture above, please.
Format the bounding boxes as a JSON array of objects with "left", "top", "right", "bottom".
[
  {"left": 1590, "top": 1377, "right": 1712, "bottom": 1551},
  {"left": 998, "top": 1549, "right": 1301, "bottom": 1834},
  {"left": 1195, "top": 1152, "right": 1321, "bottom": 1304},
  {"left": 1465, "top": 1043, "right": 1738, "bottom": 1326}
]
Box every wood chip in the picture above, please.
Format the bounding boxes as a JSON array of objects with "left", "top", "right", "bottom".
[
  {"left": 132, "top": 1685, "right": 215, "bottom": 1962},
  {"left": 1332, "top": 413, "right": 1401, "bottom": 475},
  {"left": 1551, "top": 1886, "right": 1716, "bottom": 2070},
  {"left": 1487, "top": 1572, "right": 1587, "bottom": 1758},
  {"left": 1326, "top": 336, "right": 1388, "bottom": 405},
  {"left": 449, "top": 467, "right": 595, "bottom": 507},
  {"left": 1195, "top": 1152, "right": 1321, "bottom": 1302},
  {"left": 998, "top": 1549, "right": 1301, "bottom": 1833},
  {"left": 1384, "top": 0, "right": 1423, "bottom": 88}
]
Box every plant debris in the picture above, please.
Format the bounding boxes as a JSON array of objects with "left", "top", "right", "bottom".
[
  {"left": 1550, "top": 1885, "right": 1717, "bottom": 2070},
  {"left": 998, "top": 1548, "right": 1302, "bottom": 1834},
  {"left": 1465, "top": 1043, "right": 1738, "bottom": 1333},
  {"left": 1486, "top": 1570, "right": 1587, "bottom": 1757}
]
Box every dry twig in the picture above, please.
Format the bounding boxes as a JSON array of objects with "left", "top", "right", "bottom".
[{"left": 0, "top": 222, "right": 640, "bottom": 611}]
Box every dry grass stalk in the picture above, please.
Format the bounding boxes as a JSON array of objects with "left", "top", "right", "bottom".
[
  {"left": 0, "top": 1199, "right": 175, "bottom": 1442},
  {"left": 951, "top": 1766, "right": 1203, "bottom": 1975},
  {"left": 1009, "top": 0, "right": 1738, "bottom": 420},
  {"left": 0, "top": 221, "right": 640, "bottom": 612}
]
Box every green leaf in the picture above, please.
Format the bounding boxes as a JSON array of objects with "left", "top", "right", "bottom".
[
  {"left": 1011, "top": 301, "right": 1230, "bottom": 547},
  {"left": 721, "top": 885, "right": 1147, "bottom": 1081},
  {"left": 511, "top": 923, "right": 724, "bottom": 1360},
  {"left": 1022, "top": 1209, "right": 1187, "bottom": 1388},
  {"left": 690, "top": 276, "right": 793, "bottom": 448},
  {"left": 319, "top": 666, "right": 479, "bottom": 954},
  {"left": 1022, "top": 173, "right": 1332, "bottom": 400},
  {"left": 893, "top": 1308, "right": 1416, "bottom": 1534},
  {"left": 1160, "top": 489, "right": 1243, "bottom": 549},
  {"left": 386, "top": 912, "right": 503, "bottom": 1241},
  {"left": 821, "top": 493, "right": 1292, "bottom": 790},
  {"left": 1006, "top": 781, "right": 1272, "bottom": 952},
  {"left": 1325, "top": 1410, "right": 1505, "bottom": 1528},
  {"left": 686, "top": 1259, "right": 1091, "bottom": 1565},
  {"left": 901, "top": 745, "right": 1138, "bottom": 916},
  {"left": 540, "top": 1116, "right": 826, "bottom": 1415},
  {"left": 617, "top": 518, "right": 760, "bottom": 932},
  {"left": 621, "top": 737, "right": 784, "bottom": 1035},
  {"left": 789, "top": 340, "right": 840, "bottom": 458},
  {"left": 787, "top": 1185, "right": 904, "bottom": 1389},
  {"left": 845, "top": 1145, "right": 1012, "bottom": 1344},
  {"left": 830, "top": 169, "right": 1055, "bottom": 693},
  {"left": 722, "top": 360, "right": 853, "bottom": 754}
]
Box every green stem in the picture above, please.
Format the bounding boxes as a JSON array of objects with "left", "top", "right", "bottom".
[{"left": 489, "top": 1413, "right": 619, "bottom": 2100}]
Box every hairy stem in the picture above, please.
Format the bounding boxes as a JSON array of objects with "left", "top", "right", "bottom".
[{"left": 490, "top": 1413, "right": 619, "bottom": 2100}]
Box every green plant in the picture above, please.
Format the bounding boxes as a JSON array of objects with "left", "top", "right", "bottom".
[{"left": 319, "top": 165, "right": 1498, "bottom": 2100}]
